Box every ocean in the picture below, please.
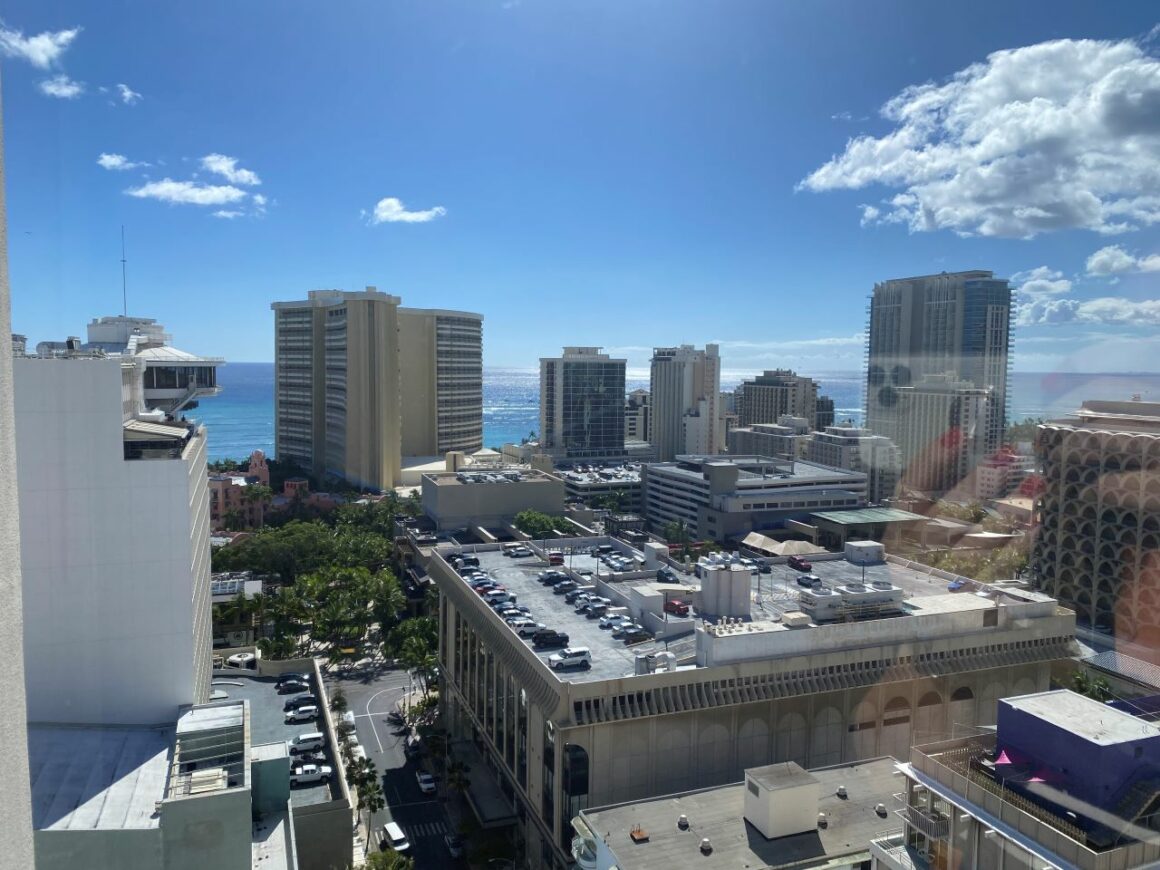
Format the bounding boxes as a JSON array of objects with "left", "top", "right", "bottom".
[{"left": 192, "top": 363, "right": 1160, "bottom": 462}]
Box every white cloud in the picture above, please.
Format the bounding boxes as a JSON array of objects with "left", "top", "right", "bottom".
[
  {"left": 38, "top": 74, "right": 84, "bottom": 99},
  {"left": 97, "top": 152, "right": 147, "bottom": 171},
  {"left": 367, "top": 197, "right": 447, "bottom": 224},
  {"left": 213, "top": 210, "right": 244, "bottom": 219},
  {"left": 800, "top": 33, "right": 1160, "bottom": 238},
  {"left": 125, "top": 178, "right": 247, "bottom": 207},
  {"left": 200, "top": 153, "right": 261, "bottom": 186},
  {"left": 1012, "top": 265, "right": 1073, "bottom": 297},
  {"left": 1085, "top": 244, "right": 1160, "bottom": 276},
  {"left": 859, "top": 204, "right": 880, "bottom": 226},
  {"left": 0, "top": 22, "right": 80, "bottom": 69},
  {"left": 116, "top": 83, "right": 142, "bottom": 105},
  {"left": 252, "top": 193, "right": 267, "bottom": 214},
  {"left": 1018, "top": 292, "right": 1160, "bottom": 326}
]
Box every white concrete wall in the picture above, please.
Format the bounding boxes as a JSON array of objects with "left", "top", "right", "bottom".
[{"left": 15, "top": 357, "right": 207, "bottom": 725}]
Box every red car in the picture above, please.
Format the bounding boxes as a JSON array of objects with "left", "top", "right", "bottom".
[{"left": 787, "top": 555, "right": 812, "bottom": 572}]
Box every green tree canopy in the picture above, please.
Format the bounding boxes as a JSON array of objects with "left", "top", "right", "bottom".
[{"left": 513, "top": 510, "right": 569, "bottom": 539}]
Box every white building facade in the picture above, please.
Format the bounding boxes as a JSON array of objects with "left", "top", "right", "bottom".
[{"left": 649, "top": 344, "right": 721, "bottom": 461}]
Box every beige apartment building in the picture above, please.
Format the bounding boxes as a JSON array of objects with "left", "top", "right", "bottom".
[
  {"left": 272, "top": 288, "right": 482, "bottom": 491},
  {"left": 735, "top": 369, "right": 819, "bottom": 429},
  {"left": 649, "top": 344, "right": 721, "bottom": 461},
  {"left": 429, "top": 540, "right": 1075, "bottom": 868}
]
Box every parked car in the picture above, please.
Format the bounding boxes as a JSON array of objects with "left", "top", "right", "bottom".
[
  {"left": 540, "top": 572, "right": 569, "bottom": 586},
  {"left": 533, "top": 629, "right": 569, "bottom": 648},
  {"left": 548, "top": 647, "right": 592, "bottom": 670},
  {"left": 585, "top": 604, "right": 609, "bottom": 619},
  {"left": 564, "top": 587, "right": 595, "bottom": 604},
  {"left": 289, "top": 764, "right": 332, "bottom": 786},
  {"left": 797, "top": 574, "right": 821, "bottom": 588},
  {"left": 599, "top": 614, "right": 631, "bottom": 630},
  {"left": 277, "top": 680, "right": 309, "bottom": 695},
  {"left": 498, "top": 608, "right": 524, "bottom": 620},
  {"left": 285, "top": 705, "right": 319, "bottom": 723},
  {"left": 444, "top": 833, "right": 464, "bottom": 858},
  {"left": 548, "top": 552, "right": 565, "bottom": 566},
  {"left": 295, "top": 750, "right": 327, "bottom": 765},
  {"left": 517, "top": 622, "right": 547, "bottom": 638},
  {"left": 403, "top": 736, "right": 423, "bottom": 758},
  {"left": 275, "top": 672, "right": 310, "bottom": 687},
  {"left": 553, "top": 580, "right": 578, "bottom": 595},
  {"left": 509, "top": 547, "right": 533, "bottom": 558},
  {"left": 283, "top": 693, "right": 319, "bottom": 712},
  {"left": 381, "top": 821, "right": 410, "bottom": 853},
  {"left": 416, "top": 771, "right": 437, "bottom": 794},
  {"left": 611, "top": 622, "right": 642, "bottom": 638},
  {"left": 621, "top": 627, "right": 652, "bottom": 645},
  {"left": 787, "top": 555, "right": 812, "bottom": 572},
  {"left": 663, "top": 599, "right": 690, "bottom": 617},
  {"left": 288, "top": 732, "right": 325, "bottom": 753}
]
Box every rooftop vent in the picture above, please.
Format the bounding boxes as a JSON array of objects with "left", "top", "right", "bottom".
[
  {"left": 836, "top": 784, "right": 847, "bottom": 798},
  {"left": 699, "top": 838, "right": 713, "bottom": 855},
  {"left": 677, "top": 814, "right": 689, "bottom": 830},
  {"left": 875, "top": 803, "right": 888, "bottom": 816}
]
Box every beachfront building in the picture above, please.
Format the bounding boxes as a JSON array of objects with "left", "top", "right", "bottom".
[
  {"left": 735, "top": 370, "right": 819, "bottom": 430},
  {"left": 649, "top": 344, "right": 721, "bottom": 462},
  {"left": 540, "top": 347, "right": 627, "bottom": 460},
  {"left": 271, "top": 287, "right": 483, "bottom": 490}
]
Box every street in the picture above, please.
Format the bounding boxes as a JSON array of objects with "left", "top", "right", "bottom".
[{"left": 324, "top": 664, "right": 460, "bottom": 868}]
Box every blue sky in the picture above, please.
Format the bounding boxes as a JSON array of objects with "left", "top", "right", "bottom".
[{"left": 2, "top": 1, "right": 1159, "bottom": 372}]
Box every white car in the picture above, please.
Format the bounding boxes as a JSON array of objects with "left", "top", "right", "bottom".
[
  {"left": 285, "top": 705, "right": 318, "bottom": 723},
  {"left": 416, "top": 770, "right": 437, "bottom": 794},
  {"left": 290, "top": 764, "right": 332, "bottom": 786},
  {"left": 517, "top": 622, "right": 547, "bottom": 638},
  {"left": 549, "top": 647, "right": 593, "bottom": 670},
  {"left": 599, "top": 614, "right": 630, "bottom": 630}
]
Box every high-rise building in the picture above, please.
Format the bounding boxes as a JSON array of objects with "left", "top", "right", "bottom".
[
  {"left": 815, "top": 394, "right": 835, "bottom": 429},
  {"left": 866, "top": 270, "right": 1011, "bottom": 459},
  {"left": 890, "top": 375, "right": 991, "bottom": 498},
  {"left": 271, "top": 288, "right": 483, "bottom": 490},
  {"left": 1032, "top": 400, "right": 1160, "bottom": 639},
  {"left": 735, "top": 370, "right": 818, "bottom": 429},
  {"left": 649, "top": 344, "right": 721, "bottom": 461},
  {"left": 624, "top": 388, "right": 650, "bottom": 442},
  {"left": 806, "top": 425, "right": 902, "bottom": 504},
  {"left": 540, "top": 347, "right": 626, "bottom": 459},
  {"left": 14, "top": 329, "right": 221, "bottom": 724},
  {"left": 0, "top": 89, "right": 35, "bottom": 865}
]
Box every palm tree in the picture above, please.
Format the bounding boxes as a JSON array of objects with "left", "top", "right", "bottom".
[
  {"left": 445, "top": 759, "right": 471, "bottom": 801},
  {"left": 242, "top": 483, "right": 274, "bottom": 527}
]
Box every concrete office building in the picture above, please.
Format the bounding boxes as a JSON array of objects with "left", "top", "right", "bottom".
[
  {"left": 872, "top": 690, "right": 1160, "bottom": 870},
  {"left": 649, "top": 344, "right": 721, "bottom": 461},
  {"left": 272, "top": 288, "right": 483, "bottom": 490},
  {"left": 642, "top": 454, "right": 867, "bottom": 541},
  {"left": 807, "top": 426, "right": 902, "bottom": 505},
  {"left": 540, "top": 347, "right": 627, "bottom": 460},
  {"left": 866, "top": 270, "right": 1011, "bottom": 457},
  {"left": 422, "top": 467, "right": 566, "bottom": 531},
  {"left": 0, "top": 91, "right": 35, "bottom": 866},
  {"left": 428, "top": 541, "right": 1075, "bottom": 868},
  {"left": 891, "top": 375, "right": 992, "bottom": 498},
  {"left": 624, "top": 389, "right": 650, "bottom": 442},
  {"left": 736, "top": 369, "right": 819, "bottom": 430},
  {"left": 727, "top": 417, "right": 811, "bottom": 460},
  {"left": 1032, "top": 400, "right": 1160, "bottom": 639},
  {"left": 573, "top": 757, "right": 899, "bottom": 870},
  {"left": 14, "top": 349, "right": 216, "bottom": 725}
]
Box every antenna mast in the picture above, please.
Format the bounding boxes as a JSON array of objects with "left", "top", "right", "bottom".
[{"left": 120, "top": 225, "right": 128, "bottom": 316}]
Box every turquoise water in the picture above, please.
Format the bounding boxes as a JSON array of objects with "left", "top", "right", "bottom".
[{"left": 192, "top": 363, "right": 1160, "bottom": 462}]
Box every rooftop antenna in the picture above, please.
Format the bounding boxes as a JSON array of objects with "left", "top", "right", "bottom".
[{"left": 120, "top": 225, "right": 128, "bottom": 316}]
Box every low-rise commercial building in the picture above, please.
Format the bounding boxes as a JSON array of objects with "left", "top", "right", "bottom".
[
  {"left": 422, "top": 467, "right": 566, "bottom": 531},
  {"left": 555, "top": 464, "right": 642, "bottom": 512},
  {"left": 573, "top": 757, "right": 899, "bottom": 870},
  {"left": 727, "top": 418, "right": 811, "bottom": 459},
  {"left": 208, "top": 449, "right": 271, "bottom": 529},
  {"left": 807, "top": 426, "right": 902, "bottom": 505},
  {"left": 429, "top": 540, "right": 1075, "bottom": 868},
  {"left": 872, "top": 690, "right": 1160, "bottom": 870},
  {"left": 641, "top": 454, "right": 867, "bottom": 542}
]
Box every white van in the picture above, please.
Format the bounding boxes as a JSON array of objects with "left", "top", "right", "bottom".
[
  {"left": 484, "top": 590, "right": 513, "bottom": 606},
  {"left": 289, "top": 732, "right": 325, "bottom": 753},
  {"left": 382, "top": 821, "right": 410, "bottom": 853}
]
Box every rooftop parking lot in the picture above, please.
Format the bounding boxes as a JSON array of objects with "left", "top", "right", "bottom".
[
  {"left": 210, "top": 671, "right": 340, "bottom": 808},
  {"left": 464, "top": 550, "right": 680, "bottom": 683}
]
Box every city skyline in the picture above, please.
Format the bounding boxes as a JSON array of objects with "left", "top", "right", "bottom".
[{"left": 1, "top": 2, "right": 1159, "bottom": 373}]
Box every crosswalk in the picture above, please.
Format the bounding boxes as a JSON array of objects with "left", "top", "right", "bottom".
[{"left": 406, "top": 821, "right": 447, "bottom": 838}]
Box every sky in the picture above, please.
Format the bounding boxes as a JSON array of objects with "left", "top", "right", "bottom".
[{"left": 2, "top": 1, "right": 1159, "bottom": 373}]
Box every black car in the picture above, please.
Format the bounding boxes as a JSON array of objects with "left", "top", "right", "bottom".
[
  {"left": 277, "top": 680, "right": 310, "bottom": 695},
  {"left": 283, "top": 693, "right": 319, "bottom": 712},
  {"left": 532, "top": 629, "right": 569, "bottom": 648},
  {"left": 275, "top": 673, "right": 310, "bottom": 687},
  {"left": 563, "top": 588, "right": 591, "bottom": 604},
  {"left": 621, "top": 628, "right": 651, "bottom": 645}
]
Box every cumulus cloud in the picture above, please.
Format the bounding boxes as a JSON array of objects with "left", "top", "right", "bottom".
[
  {"left": 367, "top": 197, "right": 447, "bottom": 224},
  {"left": 252, "top": 193, "right": 268, "bottom": 215},
  {"left": 1085, "top": 244, "right": 1160, "bottom": 276},
  {"left": 800, "top": 34, "right": 1160, "bottom": 238},
  {"left": 213, "top": 210, "right": 244, "bottom": 219},
  {"left": 116, "top": 83, "right": 142, "bottom": 105},
  {"left": 1012, "top": 266, "right": 1073, "bottom": 297},
  {"left": 200, "top": 153, "right": 261, "bottom": 186},
  {"left": 97, "top": 152, "right": 147, "bottom": 171},
  {"left": 38, "top": 74, "right": 84, "bottom": 99},
  {"left": 0, "top": 21, "right": 80, "bottom": 69},
  {"left": 125, "top": 178, "right": 247, "bottom": 207}
]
